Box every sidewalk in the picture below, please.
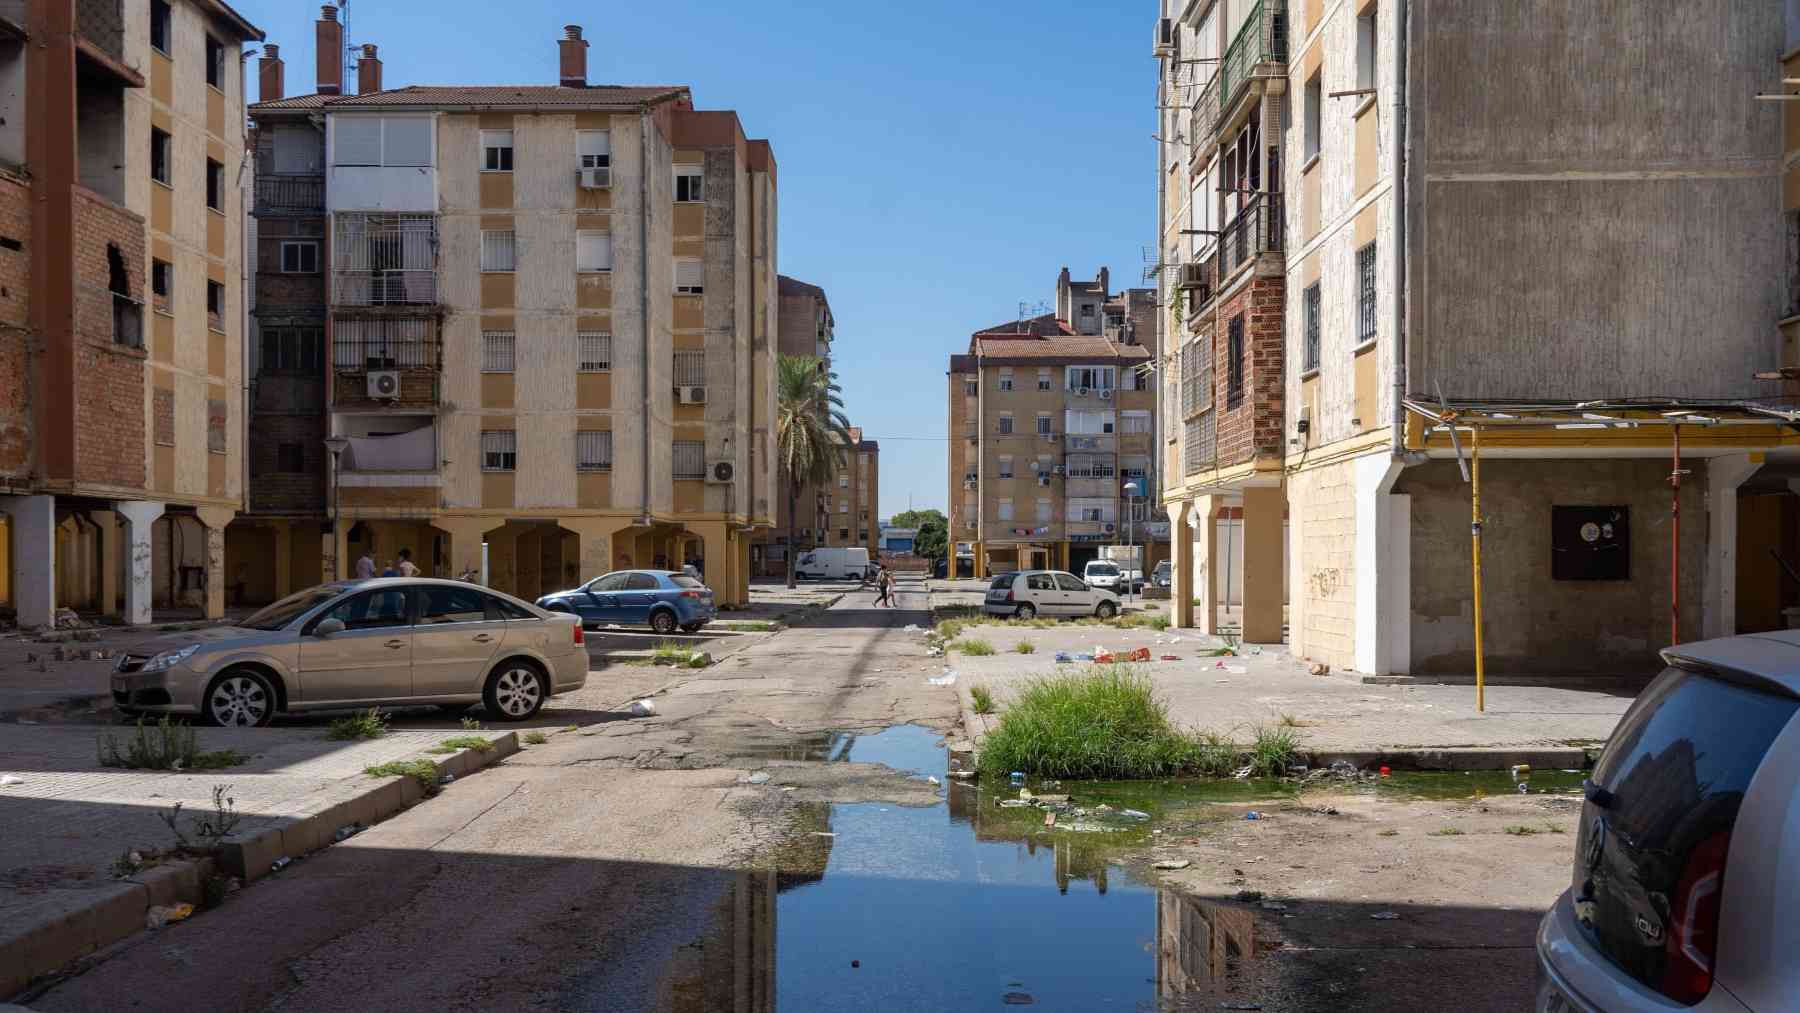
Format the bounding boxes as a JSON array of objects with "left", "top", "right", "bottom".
[
  {"left": 935, "top": 621, "right": 1637, "bottom": 768},
  {"left": 0, "top": 721, "right": 518, "bottom": 996}
]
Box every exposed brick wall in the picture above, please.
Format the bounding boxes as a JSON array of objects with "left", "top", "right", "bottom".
[
  {"left": 254, "top": 216, "right": 327, "bottom": 311},
  {"left": 0, "top": 172, "right": 30, "bottom": 478},
  {"left": 246, "top": 408, "right": 326, "bottom": 514},
  {"left": 153, "top": 388, "right": 175, "bottom": 446},
  {"left": 71, "top": 187, "right": 146, "bottom": 489},
  {"left": 1211, "top": 274, "right": 1285, "bottom": 469},
  {"left": 333, "top": 366, "right": 438, "bottom": 409}
]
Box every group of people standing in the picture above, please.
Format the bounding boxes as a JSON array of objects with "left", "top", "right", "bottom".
[{"left": 355, "top": 548, "right": 420, "bottom": 580}]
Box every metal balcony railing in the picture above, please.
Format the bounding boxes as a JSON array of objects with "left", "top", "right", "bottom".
[
  {"left": 333, "top": 270, "right": 437, "bottom": 307},
  {"left": 1184, "top": 410, "right": 1216, "bottom": 477},
  {"left": 254, "top": 175, "right": 324, "bottom": 215},
  {"left": 1218, "top": 192, "right": 1284, "bottom": 279},
  {"left": 76, "top": 0, "right": 124, "bottom": 63},
  {"left": 1189, "top": 0, "right": 1288, "bottom": 138}
]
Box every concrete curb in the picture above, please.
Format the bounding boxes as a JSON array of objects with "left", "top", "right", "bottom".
[{"left": 0, "top": 731, "right": 517, "bottom": 1000}]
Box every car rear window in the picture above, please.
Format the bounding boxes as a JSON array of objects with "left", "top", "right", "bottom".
[
  {"left": 1574, "top": 665, "right": 1798, "bottom": 999},
  {"left": 989, "top": 575, "right": 1014, "bottom": 591},
  {"left": 1087, "top": 563, "right": 1119, "bottom": 574},
  {"left": 672, "top": 576, "right": 706, "bottom": 589}
]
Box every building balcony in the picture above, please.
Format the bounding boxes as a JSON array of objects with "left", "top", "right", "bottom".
[
  {"left": 1066, "top": 434, "right": 1116, "bottom": 454},
  {"left": 1189, "top": 0, "right": 1288, "bottom": 141},
  {"left": 1064, "top": 476, "right": 1118, "bottom": 499},
  {"left": 333, "top": 270, "right": 437, "bottom": 308},
  {"left": 1217, "top": 192, "right": 1284, "bottom": 282},
  {"left": 255, "top": 175, "right": 325, "bottom": 216}
]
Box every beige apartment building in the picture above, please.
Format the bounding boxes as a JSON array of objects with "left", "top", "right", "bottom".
[
  {"left": 231, "top": 17, "right": 777, "bottom": 608},
  {"left": 0, "top": 0, "right": 260, "bottom": 627},
  {"left": 1155, "top": 0, "right": 1793, "bottom": 679},
  {"left": 948, "top": 271, "right": 1159, "bottom": 578}
]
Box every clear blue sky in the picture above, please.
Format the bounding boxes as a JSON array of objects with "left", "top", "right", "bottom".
[{"left": 239, "top": 0, "right": 1156, "bottom": 520}]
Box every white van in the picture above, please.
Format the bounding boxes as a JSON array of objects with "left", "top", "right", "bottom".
[
  {"left": 1082, "top": 559, "right": 1125, "bottom": 592},
  {"left": 795, "top": 547, "right": 871, "bottom": 581}
]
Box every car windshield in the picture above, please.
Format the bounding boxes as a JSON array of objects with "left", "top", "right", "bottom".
[
  {"left": 1087, "top": 563, "right": 1119, "bottom": 575},
  {"left": 238, "top": 586, "right": 345, "bottom": 631},
  {"left": 672, "top": 575, "right": 707, "bottom": 589}
]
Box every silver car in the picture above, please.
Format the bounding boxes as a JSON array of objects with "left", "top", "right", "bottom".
[
  {"left": 983, "top": 570, "right": 1120, "bottom": 621},
  {"left": 1536, "top": 632, "right": 1800, "bottom": 1012},
  {"left": 110, "top": 579, "right": 589, "bottom": 726}
]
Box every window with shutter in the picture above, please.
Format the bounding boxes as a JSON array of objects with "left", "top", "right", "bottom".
[
  {"left": 482, "top": 331, "right": 515, "bottom": 373},
  {"left": 577, "top": 231, "right": 612, "bottom": 272},
  {"left": 481, "top": 230, "right": 516, "bottom": 272},
  {"left": 576, "top": 431, "right": 612, "bottom": 471},
  {"left": 578, "top": 332, "right": 611, "bottom": 372},
  {"left": 383, "top": 118, "right": 432, "bottom": 167},
  {"left": 675, "top": 259, "right": 704, "bottom": 295},
  {"left": 481, "top": 130, "right": 514, "bottom": 172},
  {"left": 333, "top": 117, "right": 383, "bottom": 166},
  {"left": 481, "top": 431, "right": 517, "bottom": 471},
  {"left": 672, "top": 441, "right": 706, "bottom": 479}
]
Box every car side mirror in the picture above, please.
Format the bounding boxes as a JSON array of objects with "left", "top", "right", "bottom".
[{"left": 314, "top": 618, "right": 346, "bottom": 638}]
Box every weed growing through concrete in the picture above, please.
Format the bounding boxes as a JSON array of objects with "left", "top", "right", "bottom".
[
  {"left": 365, "top": 759, "right": 442, "bottom": 796},
  {"left": 325, "top": 707, "right": 388, "bottom": 741},
  {"left": 562, "top": 724, "right": 579, "bottom": 733},
  {"left": 1377, "top": 829, "right": 1400, "bottom": 837},
  {"left": 156, "top": 784, "right": 241, "bottom": 853},
  {"left": 1248, "top": 725, "right": 1301, "bottom": 777},
  {"left": 427, "top": 735, "right": 492, "bottom": 754},
  {"left": 523, "top": 730, "right": 549, "bottom": 745},
  {"left": 1429, "top": 827, "right": 1465, "bottom": 837},
  {"left": 970, "top": 684, "right": 996, "bottom": 715},
  {"left": 977, "top": 666, "right": 1217, "bottom": 780},
  {"left": 1277, "top": 713, "right": 1303, "bottom": 728},
  {"left": 1013, "top": 640, "right": 1036, "bottom": 655},
  {"left": 1502, "top": 825, "right": 1540, "bottom": 836},
  {"left": 954, "top": 638, "right": 996, "bottom": 656},
  {"left": 99, "top": 717, "right": 246, "bottom": 771},
  {"left": 651, "top": 641, "right": 709, "bottom": 668},
  {"left": 460, "top": 716, "right": 484, "bottom": 731}
]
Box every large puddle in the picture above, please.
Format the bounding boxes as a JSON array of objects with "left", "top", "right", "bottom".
[{"left": 680, "top": 726, "right": 1579, "bottom": 1011}]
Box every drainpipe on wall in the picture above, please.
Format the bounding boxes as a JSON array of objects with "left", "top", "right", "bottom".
[
  {"left": 238, "top": 49, "right": 253, "bottom": 515},
  {"left": 638, "top": 104, "right": 652, "bottom": 527},
  {"left": 1390, "top": 0, "right": 1410, "bottom": 451}
]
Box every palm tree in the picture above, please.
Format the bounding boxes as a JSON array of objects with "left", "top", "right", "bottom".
[{"left": 776, "top": 354, "right": 853, "bottom": 589}]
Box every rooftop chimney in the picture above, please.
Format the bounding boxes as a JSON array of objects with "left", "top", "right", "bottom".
[
  {"left": 558, "top": 25, "right": 588, "bottom": 88},
  {"left": 258, "top": 43, "right": 284, "bottom": 102},
  {"left": 356, "top": 43, "right": 381, "bottom": 94},
  {"left": 315, "top": 5, "right": 342, "bottom": 96}
]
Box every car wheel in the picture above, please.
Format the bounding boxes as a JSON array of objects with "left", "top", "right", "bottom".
[
  {"left": 681, "top": 622, "right": 704, "bottom": 634},
  {"left": 201, "top": 668, "right": 276, "bottom": 727},
  {"left": 1016, "top": 603, "right": 1038, "bottom": 621},
  {"left": 650, "top": 610, "right": 679, "bottom": 635},
  {"left": 1095, "top": 601, "right": 1118, "bottom": 620},
  {"left": 482, "top": 661, "right": 546, "bottom": 722}
]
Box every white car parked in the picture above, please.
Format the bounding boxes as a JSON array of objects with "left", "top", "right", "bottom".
[
  {"left": 1082, "top": 560, "right": 1125, "bottom": 592},
  {"left": 983, "top": 570, "right": 1120, "bottom": 621},
  {"left": 1536, "top": 631, "right": 1800, "bottom": 1012}
]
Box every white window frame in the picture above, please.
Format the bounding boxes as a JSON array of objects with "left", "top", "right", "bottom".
[
  {"left": 481, "top": 330, "right": 515, "bottom": 373},
  {"left": 1121, "top": 410, "right": 1152, "bottom": 434},
  {"left": 578, "top": 332, "right": 611, "bottom": 372},
  {"left": 481, "top": 129, "right": 514, "bottom": 172},
  {"left": 1065, "top": 365, "right": 1116, "bottom": 391},
  {"left": 1356, "top": 7, "right": 1378, "bottom": 92},
  {"left": 279, "top": 241, "right": 318, "bottom": 274},
  {"left": 675, "top": 259, "right": 705, "bottom": 295},
  {"left": 480, "top": 230, "right": 516, "bottom": 272},
  {"left": 1303, "top": 75, "right": 1323, "bottom": 162},
  {"left": 675, "top": 165, "right": 705, "bottom": 203},
  {"left": 997, "top": 498, "right": 1014, "bottom": 522},
  {"left": 997, "top": 413, "right": 1014, "bottom": 435},
  {"left": 1036, "top": 413, "right": 1052, "bottom": 435},
  {"left": 1037, "top": 368, "right": 1052, "bottom": 391},
  {"left": 998, "top": 367, "right": 1014, "bottom": 391},
  {"left": 577, "top": 130, "right": 612, "bottom": 182},
  {"left": 998, "top": 455, "right": 1014, "bottom": 479},
  {"left": 481, "top": 430, "right": 517, "bottom": 472},
  {"left": 576, "top": 430, "right": 612, "bottom": 472},
  {"left": 577, "top": 230, "right": 613, "bottom": 273}
]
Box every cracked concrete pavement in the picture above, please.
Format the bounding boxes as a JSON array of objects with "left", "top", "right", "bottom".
[{"left": 24, "top": 576, "right": 953, "bottom": 1013}]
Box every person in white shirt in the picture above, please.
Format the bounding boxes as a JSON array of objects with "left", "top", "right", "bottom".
[
  {"left": 355, "top": 552, "right": 376, "bottom": 580},
  {"left": 397, "top": 549, "right": 420, "bottom": 578}
]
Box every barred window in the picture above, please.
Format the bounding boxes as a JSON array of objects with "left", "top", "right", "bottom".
[
  {"left": 1184, "top": 414, "right": 1215, "bottom": 476},
  {"left": 482, "top": 331, "right": 515, "bottom": 373},
  {"left": 480, "top": 230, "right": 515, "bottom": 272},
  {"left": 578, "top": 332, "right": 611, "bottom": 372},
  {"left": 672, "top": 440, "right": 706, "bottom": 479},
  {"left": 1036, "top": 413, "right": 1052, "bottom": 435},
  {"left": 1303, "top": 282, "right": 1321, "bottom": 371},
  {"left": 1357, "top": 242, "right": 1378, "bottom": 346},
  {"left": 481, "top": 430, "right": 517, "bottom": 471},
  {"left": 576, "top": 431, "right": 612, "bottom": 471},
  {"left": 673, "top": 350, "right": 706, "bottom": 387},
  {"left": 333, "top": 318, "right": 435, "bottom": 369},
  {"left": 1225, "top": 315, "right": 1245, "bottom": 406},
  {"left": 997, "top": 414, "right": 1014, "bottom": 435}
]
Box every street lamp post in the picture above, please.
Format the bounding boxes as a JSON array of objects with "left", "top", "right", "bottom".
[
  {"left": 324, "top": 437, "right": 349, "bottom": 579},
  {"left": 1123, "top": 480, "right": 1141, "bottom": 608}
]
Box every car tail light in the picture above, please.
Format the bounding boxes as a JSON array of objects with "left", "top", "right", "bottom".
[
  {"left": 1003, "top": 589, "right": 1014, "bottom": 602},
  {"left": 571, "top": 623, "right": 584, "bottom": 646},
  {"left": 1661, "top": 830, "right": 1729, "bottom": 1004},
  {"left": 680, "top": 590, "right": 703, "bottom": 599}
]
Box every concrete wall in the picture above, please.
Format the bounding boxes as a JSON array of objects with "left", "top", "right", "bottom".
[
  {"left": 1395, "top": 458, "right": 1704, "bottom": 676},
  {"left": 1288, "top": 456, "right": 1357, "bottom": 668},
  {"left": 1407, "top": 0, "right": 1784, "bottom": 400}
]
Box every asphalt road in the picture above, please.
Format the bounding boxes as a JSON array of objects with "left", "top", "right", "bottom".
[{"left": 29, "top": 577, "right": 951, "bottom": 1013}]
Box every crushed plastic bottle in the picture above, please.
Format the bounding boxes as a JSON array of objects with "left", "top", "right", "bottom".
[
  {"left": 1009, "top": 771, "right": 1026, "bottom": 786},
  {"left": 928, "top": 670, "right": 958, "bottom": 686}
]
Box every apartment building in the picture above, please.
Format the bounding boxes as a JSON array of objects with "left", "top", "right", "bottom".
[
  {"left": 0, "top": 0, "right": 260, "bottom": 627},
  {"left": 232, "top": 17, "right": 778, "bottom": 608},
  {"left": 948, "top": 273, "right": 1159, "bottom": 578},
  {"left": 1155, "top": 0, "right": 1792, "bottom": 678}
]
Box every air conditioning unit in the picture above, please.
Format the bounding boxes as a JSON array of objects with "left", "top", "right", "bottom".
[
  {"left": 1076, "top": 387, "right": 1089, "bottom": 398},
  {"left": 1104, "top": 523, "right": 1117, "bottom": 534},
  {"left": 707, "top": 461, "right": 735, "bottom": 484},
  {"left": 1046, "top": 433, "right": 1059, "bottom": 443},
  {"left": 1153, "top": 17, "right": 1175, "bottom": 56},
  {"left": 367, "top": 371, "right": 401, "bottom": 400},
  {"left": 1100, "top": 388, "right": 1114, "bottom": 400},
  {"left": 1038, "top": 475, "right": 1051, "bottom": 487},
  {"left": 579, "top": 167, "right": 611, "bottom": 189},
  {"left": 1053, "top": 465, "right": 1065, "bottom": 476},
  {"left": 676, "top": 385, "right": 707, "bottom": 405},
  {"left": 1178, "top": 261, "right": 1210, "bottom": 291}
]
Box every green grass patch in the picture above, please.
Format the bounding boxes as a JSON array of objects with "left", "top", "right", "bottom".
[
  {"left": 460, "top": 716, "right": 484, "bottom": 731},
  {"left": 650, "top": 641, "right": 709, "bottom": 668},
  {"left": 716, "top": 620, "right": 778, "bottom": 632},
  {"left": 325, "top": 707, "right": 388, "bottom": 741},
  {"left": 977, "top": 666, "right": 1219, "bottom": 780},
  {"left": 99, "top": 717, "right": 246, "bottom": 771},
  {"left": 935, "top": 618, "right": 969, "bottom": 641},
  {"left": 1377, "top": 829, "right": 1400, "bottom": 837},
  {"left": 1013, "top": 640, "right": 1036, "bottom": 655},
  {"left": 1248, "top": 725, "right": 1302, "bottom": 778},
  {"left": 426, "top": 735, "right": 493, "bottom": 755},
  {"left": 1277, "top": 713, "right": 1303, "bottom": 728},
  {"left": 1429, "top": 827, "right": 1465, "bottom": 837},
  {"left": 954, "top": 638, "right": 996, "bottom": 656},
  {"left": 970, "top": 684, "right": 996, "bottom": 715},
  {"left": 365, "top": 759, "right": 442, "bottom": 795},
  {"left": 1502, "top": 824, "right": 1540, "bottom": 836},
  {"left": 523, "top": 730, "right": 549, "bottom": 745}
]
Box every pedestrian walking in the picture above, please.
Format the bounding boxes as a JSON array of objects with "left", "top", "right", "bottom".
[
  {"left": 873, "top": 567, "right": 892, "bottom": 608},
  {"left": 396, "top": 548, "right": 420, "bottom": 578},
  {"left": 355, "top": 551, "right": 376, "bottom": 580},
  {"left": 880, "top": 568, "right": 897, "bottom": 608}
]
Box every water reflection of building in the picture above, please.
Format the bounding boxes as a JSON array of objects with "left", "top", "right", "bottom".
[
  {"left": 961, "top": 787, "right": 1114, "bottom": 893},
  {"left": 665, "top": 869, "right": 777, "bottom": 1013},
  {"left": 1157, "top": 892, "right": 1256, "bottom": 998}
]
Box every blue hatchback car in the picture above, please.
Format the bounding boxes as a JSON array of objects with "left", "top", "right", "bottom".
[{"left": 536, "top": 570, "right": 716, "bottom": 635}]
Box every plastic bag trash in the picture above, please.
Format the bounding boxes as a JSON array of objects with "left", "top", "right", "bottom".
[
  {"left": 1219, "top": 1003, "right": 1264, "bottom": 1010},
  {"left": 1261, "top": 900, "right": 1288, "bottom": 911},
  {"left": 998, "top": 799, "right": 1032, "bottom": 808},
  {"left": 745, "top": 771, "right": 772, "bottom": 784},
  {"left": 1053, "top": 651, "right": 1073, "bottom": 663},
  {"left": 1370, "top": 911, "right": 1401, "bottom": 920},
  {"left": 903, "top": 624, "right": 921, "bottom": 632},
  {"left": 145, "top": 902, "right": 194, "bottom": 929},
  {"left": 926, "top": 775, "right": 941, "bottom": 785},
  {"left": 1009, "top": 771, "right": 1026, "bottom": 786},
  {"left": 0, "top": 775, "right": 23, "bottom": 787},
  {"left": 1510, "top": 764, "right": 1531, "bottom": 780},
  {"left": 1121, "top": 808, "right": 1151, "bottom": 820},
  {"left": 809, "top": 831, "right": 837, "bottom": 837},
  {"left": 927, "top": 671, "right": 957, "bottom": 686},
  {"left": 438, "top": 773, "right": 455, "bottom": 785},
  {"left": 627, "top": 699, "right": 657, "bottom": 717},
  {"left": 1244, "top": 811, "right": 1261, "bottom": 821},
  {"left": 1152, "top": 858, "right": 1191, "bottom": 870},
  {"left": 334, "top": 823, "right": 364, "bottom": 842}
]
